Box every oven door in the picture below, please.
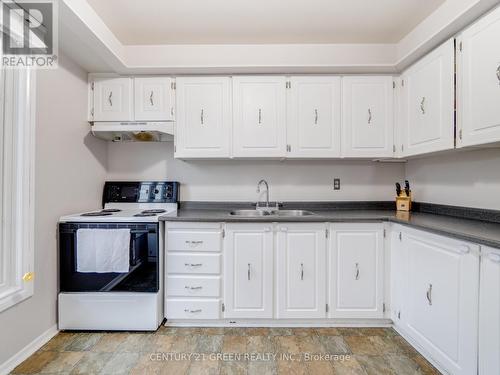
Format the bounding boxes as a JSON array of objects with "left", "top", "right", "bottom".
[{"left": 59, "top": 222, "right": 159, "bottom": 292}]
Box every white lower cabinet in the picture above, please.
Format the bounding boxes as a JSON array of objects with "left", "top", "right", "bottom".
[
  {"left": 165, "top": 223, "right": 223, "bottom": 320},
  {"left": 223, "top": 223, "right": 274, "bottom": 318},
  {"left": 329, "top": 223, "right": 385, "bottom": 319},
  {"left": 479, "top": 246, "right": 500, "bottom": 375},
  {"left": 395, "top": 227, "right": 479, "bottom": 375},
  {"left": 276, "top": 223, "right": 327, "bottom": 319}
]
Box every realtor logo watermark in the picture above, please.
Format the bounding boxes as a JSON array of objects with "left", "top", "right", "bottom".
[{"left": 1, "top": 0, "right": 58, "bottom": 68}]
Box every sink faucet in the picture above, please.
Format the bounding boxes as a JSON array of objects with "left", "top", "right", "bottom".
[{"left": 256, "top": 179, "right": 270, "bottom": 209}]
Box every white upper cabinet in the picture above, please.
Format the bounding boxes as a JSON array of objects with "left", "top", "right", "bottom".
[
  {"left": 232, "top": 76, "right": 287, "bottom": 157},
  {"left": 276, "top": 224, "right": 327, "bottom": 319},
  {"left": 479, "top": 246, "right": 500, "bottom": 375},
  {"left": 402, "top": 228, "right": 479, "bottom": 375},
  {"left": 287, "top": 76, "right": 341, "bottom": 158},
  {"left": 134, "top": 77, "right": 174, "bottom": 121},
  {"left": 92, "top": 77, "right": 133, "bottom": 121},
  {"left": 400, "top": 39, "right": 455, "bottom": 157},
  {"left": 175, "top": 77, "right": 231, "bottom": 158},
  {"left": 457, "top": 6, "right": 500, "bottom": 148},
  {"left": 223, "top": 223, "right": 274, "bottom": 318},
  {"left": 342, "top": 76, "right": 394, "bottom": 158},
  {"left": 329, "top": 223, "right": 385, "bottom": 319}
]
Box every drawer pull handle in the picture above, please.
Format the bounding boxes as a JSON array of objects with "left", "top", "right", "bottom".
[
  {"left": 426, "top": 284, "right": 433, "bottom": 306},
  {"left": 248, "top": 263, "right": 251, "bottom": 281},
  {"left": 355, "top": 263, "right": 360, "bottom": 280},
  {"left": 368, "top": 108, "right": 372, "bottom": 124},
  {"left": 314, "top": 109, "right": 318, "bottom": 124},
  {"left": 184, "top": 263, "right": 203, "bottom": 267},
  {"left": 458, "top": 245, "right": 470, "bottom": 254},
  {"left": 300, "top": 263, "right": 304, "bottom": 280},
  {"left": 497, "top": 65, "right": 500, "bottom": 85},
  {"left": 108, "top": 91, "right": 113, "bottom": 106},
  {"left": 184, "top": 309, "right": 202, "bottom": 313},
  {"left": 185, "top": 286, "right": 203, "bottom": 290},
  {"left": 185, "top": 240, "right": 204, "bottom": 245},
  {"left": 488, "top": 253, "right": 500, "bottom": 263},
  {"left": 149, "top": 91, "right": 154, "bottom": 106}
]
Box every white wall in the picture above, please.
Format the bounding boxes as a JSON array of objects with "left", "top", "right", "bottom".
[
  {"left": 405, "top": 148, "right": 500, "bottom": 210},
  {"left": 0, "top": 55, "right": 107, "bottom": 366},
  {"left": 106, "top": 142, "right": 405, "bottom": 202}
]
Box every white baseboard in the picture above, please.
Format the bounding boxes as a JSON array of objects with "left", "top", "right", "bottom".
[{"left": 0, "top": 325, "right": 58, "bottom": 375}]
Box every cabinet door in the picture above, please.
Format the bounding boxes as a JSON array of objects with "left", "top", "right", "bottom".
[
  {"left": 276, "top": 224, "right": 327, "bottom": 319},
  {"left": 479, "top": 246, "right": 500, "bottom": 375},
  {"left": 342, "top": 76, "right": 394, "bottom": 158},
  {"left": 400, "top": 39, "right": 455, "bottom": 157},
  {"left": 232, "top": 76, "right": 286, "bottom": 157},
  {"left": 329, "top": 223, "right": 384, "bottom": 318},
  {"left": 93, "top": 77, "right": 132, "bottom": 121},
  {"left": 403, "top": 228, "right": 479, "bottom": 375},
  {"left": 175, "top": 77, "right": 231, "bottom": 158},
  {"left": 390, "top": 226, "right": 407, "bottom": 326},
  {"left": 457, "top": 7, "right": 500, "bottom": 147},
  {"left": 287, "top": 77, "right": 341, "bottom": 158},
  {"left": 223, "top": 224, "right": 274, "bottom": 318},
  {"left": 134, "top": 77, "right": 174, "bottom": 121}
]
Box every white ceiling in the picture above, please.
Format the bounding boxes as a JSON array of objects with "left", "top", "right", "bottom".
[{"left": 86, "top": 0, "right": 446, "bottom": 45}]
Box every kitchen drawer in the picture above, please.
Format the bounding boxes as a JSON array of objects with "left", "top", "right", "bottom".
[
  {"left": 167, "top": 230, "right": 222, "bottom": 252},
  {"left": 167, "top": 253, "right": 221, "bottom": 274},
  {"left": 167, "top": 276, "right": 221, "bottom": 297},
  {"left": 166, "top": 299, "right": 220, "bottom": 319}
]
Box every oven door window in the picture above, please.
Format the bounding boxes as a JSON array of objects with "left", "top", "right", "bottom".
[{"left": 59, "top": 223, "right": 159, "bottom": 293}]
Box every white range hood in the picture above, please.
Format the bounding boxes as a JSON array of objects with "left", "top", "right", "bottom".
[{"left": 91, "top": 122, "right": 174, "bottom": 142}]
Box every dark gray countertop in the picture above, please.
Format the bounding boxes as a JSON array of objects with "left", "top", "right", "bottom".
[{"left": 160, "top": 207, "right": 500, "bottom": 249}]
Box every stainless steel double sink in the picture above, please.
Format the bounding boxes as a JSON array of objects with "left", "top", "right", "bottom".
[{"left": 229, "top": 209, "right": 315, "bottom": 217}]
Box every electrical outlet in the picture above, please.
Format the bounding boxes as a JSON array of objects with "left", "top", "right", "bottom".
[{"left": 333, "top": 178, "right": 341, "bottom": 190}]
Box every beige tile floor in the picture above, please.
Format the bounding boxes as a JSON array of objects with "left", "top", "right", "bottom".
[{"left": 11, "top": 326, "right": 441, "bottom": 375}]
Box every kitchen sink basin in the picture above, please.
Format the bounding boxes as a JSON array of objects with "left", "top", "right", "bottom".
[
  {"left": 277, "top": 210, "right": 315, "bottom": 216},
  {"left": 229, "top": 209, "right": 315, "bottom": 217},
  {"left": 229, "top": 209, "right": 272, "bottom": 217}
]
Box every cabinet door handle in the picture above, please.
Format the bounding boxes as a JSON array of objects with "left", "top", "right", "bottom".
[
  {"left": 258, "top": 109, "right": 262, "bottom": 124},
  {"left": 426, "top": 284, "right": 433, "bottom": 306},
  {"left": 368, "top": 108, "right": 372, "bottom": 124},
  {"left": 184, "top": 263, "right": 203, "bottom": 267},
  {"left": 108, "top": 91, "right": 113, "bottom": 106},
  {"left": 496, "top": 65, "right": 500, "bottom": 85},
  {"left": 488, "top": 253, "right": 500, "bottom": 263},
  {"left": 200, "top": 109, "right": 204, "bottom": 125},
  {"left": 185, "top": 240, "right": 203, "bottom": 245},
  {"left": 300, "top": 263, "right": 304, "bottom": 280},
  {"left": 149, "top": 91, "right": 154, "bottom": 106},
  {"left": 314, "top": 109, "right": 318, "bottom": 124},
  {"left": 184, "top": 309, "right": 202, "bottom": 313},
  {"left": 185, "top": 286, "right": 203, "bottom": 290},
  {"left": 420, "top": 97, "right": 425, "bottom": 114},
  {"left": 248, "top": 263, "right": 251, "bottom": 281},
  {"left": 355, "top": 263, "right": 360, "bottom": 280}
]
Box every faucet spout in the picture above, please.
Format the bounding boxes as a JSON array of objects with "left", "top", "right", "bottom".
[{"left": 256, "top": 179, "right": 270, "bottom": 208}]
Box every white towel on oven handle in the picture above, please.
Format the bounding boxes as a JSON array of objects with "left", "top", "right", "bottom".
[{"left": 76, "top": 228, "right": 131, "bottom": 273}]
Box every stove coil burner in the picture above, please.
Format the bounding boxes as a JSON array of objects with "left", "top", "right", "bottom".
[
  {"left": 134, "top": 212, "right": 157, "bottom": 217},
  {"left": 141, "top": 209, "right": 167, "bottom": 214},
  {"left": 81, "top": 212, "right": 113, "bottom": 217}
]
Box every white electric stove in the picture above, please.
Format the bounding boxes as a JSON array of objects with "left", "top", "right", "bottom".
[{"left": 58, "top": 181, "right": 179, "bottom": 331}]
